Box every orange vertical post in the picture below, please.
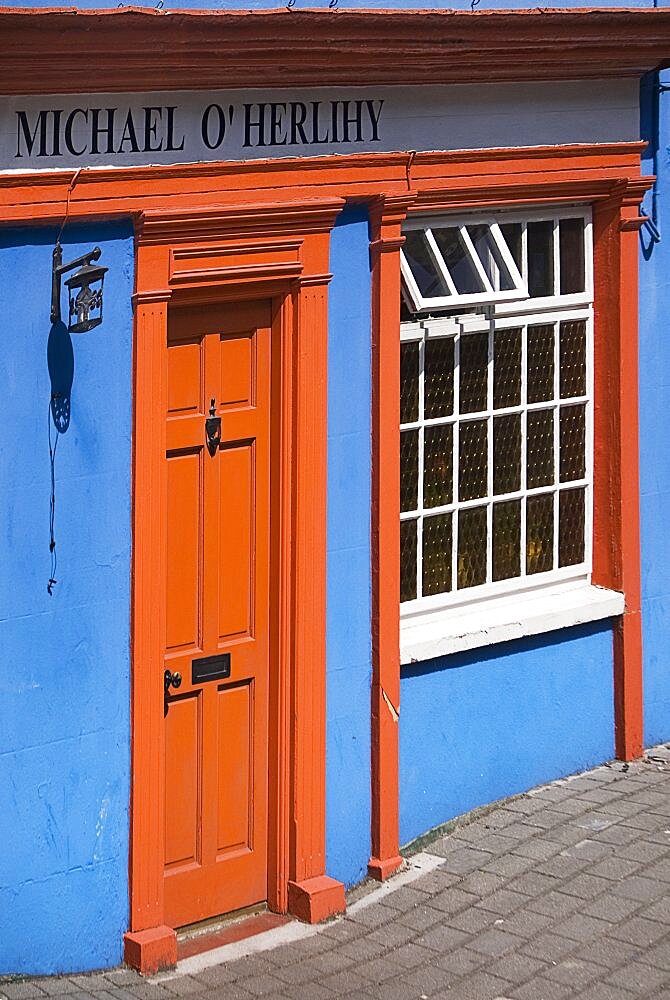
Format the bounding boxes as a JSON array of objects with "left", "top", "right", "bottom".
[{"left": 368, "top": 195, "right": 415, "bottom": 881}]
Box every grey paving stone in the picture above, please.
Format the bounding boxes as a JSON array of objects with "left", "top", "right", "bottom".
[
  {"left": 434, "top": 970, "right": 512, "bottom": 1000},
  {"left": 543, "top": 957, "right": 607, "bottom": 989},
  {"left": 446, "top": 906, "right": 500, "bottom": 935},
  {"left": 67, "top": 980, "right": 112, "bottom": 994},
  {"left": 269, "top": 985, "right": 335, "bottom": 1000},
  {"left": 394, "top": 962, "right": 458, "bottom": 996},
  {"left": 558, "top": 838, "right": 614, "bottom": 861},
  {"left": 560, "top": 872, "right": 614, "bottom": 899},
  {"left": 458, "top": 871, "right": 508, "bottom": 897},
  {"left": 323, "top": 966, "right": 390, "bottom": 993},
  {"left": 159, "top": 978, "right": 203, "bottom": 997},
  {"left": 510, "top": 838, "right": 563, "bottom": 861},
  {"left": 338, "top": 936, "right": 388, "bottom": 963},
  {"left": 0, "top": 988, "right": 47, "bottom": 1000},
  {"left": 615, "top": 875, "right": 670, "bottom": 902},
  {"left": 366, "top": 921, "right": 417, "bottom": 950},
  {"left": 504, "top": 872, "right": 559, "bottom": 898},
  {"left": 434, "top": 948, "right": 488, "bottom": 977},
  {"left": 25, "top": 981, "right": 81, "bottom": 997},
  {"left": 610, "top": 916, "right": 670, "bottom": 947},
  {"left": 574, "top": 983, "right": 637, "bottom": 1000},
  {"left": 437, "top": 848, "right": 495, "bottom": 874},
  {"left": 482, "top": 854, "right": 536, "bottom": 879},
  {"left": 234, "top": 973, "right": 287, "bottom": 996},
  {"left": 534, "top": 854, "right": 591, "bottom": 879},
  {"left": 595, "top": 824, "right": 648, "bottom": 847},
  {"left": 584, "top": 893, "right": 642, "bottom": 922},
  {"left": 388, "top": 943, "right": 435, "bottom": 970},
  {"left": 588, "top": 857, "right": 642, "bottom": 881},
  {"left": 571, "top": 935, "right": 640, "bottom": 968},
  {"left": 484, "top": 950, "right": 548, "bottom": 985},
  {"left": 520, "top": 932, "right": 578, "bottom": 963},
  {"left": 510, "top": 976, "right": 575, "bottom": 999},
  {"left": 353, "top": 955, "right": 407, "bottom": 984},
  {"left": 606, "top": 961, "right": 669, "bottom": 996},
  {"left": 397, "top": 904, "right": 445, "bottom": 932},
  {"left": 415, "top": 922, "right": 470, "bottom": 953},
  {"left": 494, "top": 908, "right": 553, "bottom": 939},
  {"left": 619, "top": 840, "right": 670, "bottom": 864},
  {"left": 475, "top": 889, "right": 531, "bottom": 916},
  {"left": 410, "top": 869, "right": 461, "bottom": 894},
  {"left": 378, "top": 886, "right": 428, "bottom": 912},
  {"left": 641, "top": 898, "right": 670, "bottom": 925},
  {"left": 348, "top": 903, "right": 397, "bottom": 928},
  {"left": 526, "top": 890, "right": 583, "bottom": 918},
  {"left": 426, "top": 887, "right": 481, "bottom": 915},
  {"left": 466, "top": 929, "right": 523, "bottom": 958},
  {"left": 553, "top": 913, "right": 613, "bottom": 942}
]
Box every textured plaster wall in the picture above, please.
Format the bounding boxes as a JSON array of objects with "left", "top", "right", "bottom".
[
  {"left": 399, "top": 623, "right": 616, "bottom": 847},
  {"left": 640, "top": 70, "right": 670, "bottom": 746},
  {"left": 0, "top": 223, "right": 134, "bottom": 973},
  {"left": 326, "top": 206, "right": 372, "bottom": 888}
]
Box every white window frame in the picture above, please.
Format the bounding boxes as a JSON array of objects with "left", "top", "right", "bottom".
[
  {"left": 399, "top": 205, "right": 624, "bottom": 661},
  {"left": 401, "top": 215, "right": 528, "bottom": 313}
]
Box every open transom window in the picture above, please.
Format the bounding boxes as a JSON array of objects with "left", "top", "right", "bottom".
[{"left": 400, "top": 207, "right": 593, "bottom": 613}]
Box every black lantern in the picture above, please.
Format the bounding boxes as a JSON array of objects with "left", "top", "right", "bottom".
[{"left": 51, "top": 243, "right": 108, "bottom": 333}]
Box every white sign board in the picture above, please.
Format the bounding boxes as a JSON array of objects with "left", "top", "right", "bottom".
[{"left": 0, "top": 80, "right": 638, "bottom": 173}]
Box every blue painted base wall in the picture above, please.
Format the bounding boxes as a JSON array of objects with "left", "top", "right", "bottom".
[
  {"left": 326, "top": 207, "right": 372, "bottom": 888},
  {"left": 0, "top": 224, "right": 134, "bottom": 973},
  {"left": 399, "top": 623, "right": 615, "bottom": 847}
]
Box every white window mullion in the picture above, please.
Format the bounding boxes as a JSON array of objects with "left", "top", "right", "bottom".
[
  {"left": 452, "top": 331, "right": 460, "bottom": 592},
  {"left": 486, "top": 313, "right": 494, "bottom": 584},
  {"left": 553, "top": 320, "right": 560, "bottom": 571},
  {"left": 585, "top": 308, "right": 595, "bottom": 580},
  {"left": 520, "top": 320, "right": 528, "bottom": 581},
  {"left": 416, "top": 337, "right": 426, "bottom": 600}
]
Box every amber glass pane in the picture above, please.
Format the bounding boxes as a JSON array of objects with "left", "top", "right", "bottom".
[
  {"left": 403, "top": 230, "right": 449, "bottom": 299},
  {"left": 400, "top": 341, "right": 419, "bottom": 424},
  {"left": 457, "top": 506, "right": 487, "bottom": 589},
  {"left": 493, "top": 500, "right": 521, "bottom": 581},
  {"left": 494, "top": 327, "right": 522, "bottom": 408},
  {"left": 559, "top": 488, "right": 586, "bottom": 567},
  {"left": 459, "top": 420, "right": 488, "bottom": 501},
  {"left": 400, "top": 520, "right": 417, "bottom": 602},
  {"left": 424, "top": 424, "right": 453, "bottom": 508},
  {"left": 526, "top": 493, "right": 554, "bottom": 575},
  {"left": 559, "top": 218, "right": 585, "bottom": 294},
  {"left": 493, "top": 413, "right": 521, "bottom": 495},
  {"left": 559, "top": 320, "right": 587, "bottom": 399},
  {"left": 425, "top": 337, "right": 455, "bottom": 418},
  {"left": 422, "top": 513, "right": 453, "bottom": 596},
  {"left": 459, "top": 332, "right": 488, "bottom": 413},
  {"left": 527, "top": 220, "right": 554, "bottom": 297},
  {"left": 433, "top": 227, "right": 484, "bottom": 295},
  {"left": 400, "top": 429, "right": 419, "bottom": 512},
  {"left": 500, "top": 222, "right": 523, "bottom": 272},
  {"left": 526, "top": 409, "right": 554, "bottom": 489},
  {"left": 527, "top": 324, "right": 555, "bottom": 403},
  {"left": 559, "top": 404, "right": 586, "bottom": 482}
]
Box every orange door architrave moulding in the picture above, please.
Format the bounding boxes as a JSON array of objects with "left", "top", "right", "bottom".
[
  {"left": 125, "top": 199, "right": 347, "bottom": 974},
  {"left": 0, "top": 139, "right": 651, "bottom": 963}
]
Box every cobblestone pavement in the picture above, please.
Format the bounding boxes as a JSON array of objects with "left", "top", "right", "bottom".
[{"left": 4, "top": 746, "right": 670, "bottom": 1000}]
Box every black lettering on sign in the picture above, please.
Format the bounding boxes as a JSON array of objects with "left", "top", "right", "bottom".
[
  {"left": 366, "top": 99, "right": 384, "bottom": 141},
  {"left": 165, "top": 106, "right": 185, "bottom": 152},
  {"left": 201, "top": 103, "right": 226, "bottom": 150},
  {"left": 65, "top": 108, "right": 88, "bottom": 156},
  {"left": 289, "top": 102, "right": 308, "bottom": 145},
  {"left": 15, "top": 109, "right": 56, "bottom": 157},
  {"left": 269, "top": 103, "right": 287, "bottom": 146},
  {"left": 142, "top": 106, "right": 163, "bottom": 153},
  {"left": 118, "top": 109, "right": 140, "bottom": 153},
  {"left": 90, "top": 108, "right": 116, "bottom": 155},
  {"left": 243, "top": 103, "right": 267, "bottom": 148}
]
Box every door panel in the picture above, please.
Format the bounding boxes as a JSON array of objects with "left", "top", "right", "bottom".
[{"left": 164, "top": 300, "right": 272, "bottom": 928}]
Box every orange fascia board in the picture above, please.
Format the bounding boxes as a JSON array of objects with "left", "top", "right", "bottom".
[{"left": 0, "top": 8, "right": 670, "bottom": 94}]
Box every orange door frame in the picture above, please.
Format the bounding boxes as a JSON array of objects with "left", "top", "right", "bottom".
[{"left": 124, "top": 200, "right": 347, "bottom": 974}]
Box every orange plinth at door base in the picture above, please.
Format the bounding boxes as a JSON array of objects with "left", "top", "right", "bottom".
[
  {"left": 124, "top": 926, "right": 177, "bottom": 976},
  {"left": 287, "top": 877, "right": 346, "bottom": 924},
  {"left": 368, "top": 855, "right": 404, "bottom": 882}
]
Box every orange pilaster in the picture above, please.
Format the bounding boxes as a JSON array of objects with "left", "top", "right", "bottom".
[{"left": 368, "top": 195, "right": 415, "bottom": 881}]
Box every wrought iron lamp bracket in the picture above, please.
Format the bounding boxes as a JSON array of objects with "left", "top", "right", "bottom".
[{"left": 51, "top": 242, "right": 103, "bottom": 325}]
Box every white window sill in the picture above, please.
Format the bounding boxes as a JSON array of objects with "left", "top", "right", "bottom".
[{"left": 400, "top": 582, "right": 624, "bottom": 665}]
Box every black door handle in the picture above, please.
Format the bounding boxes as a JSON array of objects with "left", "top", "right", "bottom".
[
  {"left": 164, "top": 669, "right": 182, "bottom": 693},
  {"left": 205, "top": 398, "right": 221, "bottom": 455}
]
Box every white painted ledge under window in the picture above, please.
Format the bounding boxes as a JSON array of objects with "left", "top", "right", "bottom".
[{"left": 400, "top": 581, "right": 625, "bottom": 665}]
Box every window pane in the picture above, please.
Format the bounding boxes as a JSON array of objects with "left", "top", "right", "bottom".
[
  {"left": 493, "top": 500, "right": 521, "bottom": 581},
  {"left": 422, "top": 513, "right": 453, "bottom": 596},
  {"left": 559, "top": 218, "right": 585, "bottom": 295},
  {"left": 457, "top": 506, "right": 487, "bottom": 589},
  {"left": 400, "top": 341, "right": 420, "bottom": 424},
  {"left": 494, "top": 327, "right": 522, "bottom": 408},
  {"left": 500, "top": 222, "right": 522, "bottom": 272},
  {"left": 527, "top": 409, "right": 554, "bottom": 489},
  {"left": 400, "top": 520, "right": 417, "bottom": 602},
  {"left": 424, "top": 424, "right": 453, "bottom": 508},
  {"left": 527, "top": 323, "right": 555, "bottom": 403},
  {"left": 559, "top": 488, "right": 586, "bottom": 567},
  {"left": 559, "top": 320, "right": 587, "bottom": 399},
  {"left": 403, "top": 231, "right": 450, "bottom": 299},
  {"left": 432, "top": 227, "right": 484, "bottom": 295},
  {"left": 468, "top": 224, "right": 515, "bottom": 292},
  {"left": 527, "top": 220, "right": 554, "bottom": 297},
  {"left": 559, "top": 404, "right": 586, "bottom": 482},
  {"left": 526, "top": 493, "right": 554, "bottom": 575},
  {"left": 400, "top": 429, "right": 419, "bottom": 512},
  {"left": 425, "top": 337, "right": 454, "bottom": 418},
  {"left": 493, "top": 413, "right": 521, "bottom": 495},
  {"left": 459, "top": 420, "right": 488, "bottom": 501},
  {"left": 459, "top": 332, "right": 488, "bottom": 413}
]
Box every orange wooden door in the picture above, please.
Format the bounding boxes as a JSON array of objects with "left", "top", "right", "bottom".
[{"left": 163, "top": 300, "right": 272, "bottom": 929}]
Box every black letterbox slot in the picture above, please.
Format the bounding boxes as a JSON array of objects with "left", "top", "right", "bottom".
[{"left": 192, "top": 653, "right": 231, "bottom": 684}]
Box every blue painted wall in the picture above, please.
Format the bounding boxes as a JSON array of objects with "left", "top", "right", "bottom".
[
  {"left": 399, "top": 623, "right": 616, "bottom": 846},
  {"left": 0, "top": 223, "right": 134, "bottom": 973},
  {"left": 640, "top": 70, "right": 670, "bottom": 746},
  {"left": 326, "top": 206, "right": 372, "bottom": 888}
]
